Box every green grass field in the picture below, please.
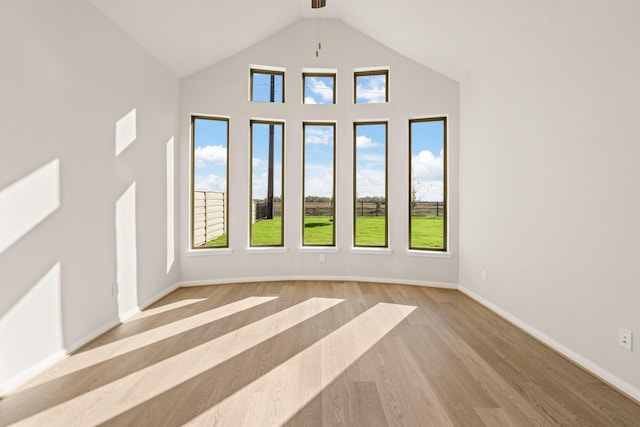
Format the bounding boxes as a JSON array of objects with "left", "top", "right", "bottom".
[
  {"left": 204, "top": 234, "right": 227, "bottom": 247},
  {"left": 207, "top": 216, "right": 444, "bottom": 248},
  {"left": 303, "top": 216, "right": 334, "bottom": 245},
  {"left": 410, "top": 216, "right": 445, "bottom": 249},
  {"left": 251, "top": 217, "right": 283, "bottom": 246}
]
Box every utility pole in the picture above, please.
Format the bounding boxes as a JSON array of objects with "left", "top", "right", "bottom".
[{"left": 267, "top": 74, "right": 275, "bottom": 219}]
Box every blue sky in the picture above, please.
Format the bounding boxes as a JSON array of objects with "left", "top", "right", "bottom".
[
  {"left": 193, "top": 118, "right": 227, "bottom": 193},
  {"left": 304, "top": 76, "right": 335, "bottom": 104},
  {"left": 252, "top": 72, "right": 283, "bottom": 102},
  {"left": 355, "top": 123, "right": 386, "bottom": 198},
  {"left": 252, "top": 122, "right": 283, "bottom": 200},
  {"left": 304, "top": 124, "right": 334, "bottom": 197},
  {"left": 411, "top": 120, "right": 445, "bottom": 202}
]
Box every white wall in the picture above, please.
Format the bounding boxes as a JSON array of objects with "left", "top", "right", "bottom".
[
  {"left": 459, "top": 0, "right": 640, "bottom": 397},
  {"left": 0, "top": 0, "right": 180, "bottom": 392},
  {"left": 179, "top": 19, "right": 459, "bottom": 287}
]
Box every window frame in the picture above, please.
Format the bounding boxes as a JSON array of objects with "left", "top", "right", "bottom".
[
  {"left": 354, "top": 69, "right": 389, "bottom": 104},
  {"left": 250, "top": 68, "right": 285, "bottom": 103},
  {"left": 249, "top": 119, "right": 285, "bottom": 247},
  {"left": 190, "top": 115, "right": 230, "bottom": 250},
  {"left": 408, "top": 116, "right": 447, "bottom": 252},
  {"left": 302, "top": 72, "right": 337, "bottom": 105},
  {"left": 302, "top": 122, "right": 336, "bottom": 247},
  {"left": 353, "top": 121, "right": 389, "bottom": 248}
]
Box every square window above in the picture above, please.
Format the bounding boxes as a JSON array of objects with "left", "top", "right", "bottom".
[
  {"left": 354, "top": 70, "right": 388, "bottom": 104},
  {"left": 251, "top": 69, "right": 284, "bottom": 103},
  {"left": 303, "top": 73, "right": 336, "bottom": 104}
]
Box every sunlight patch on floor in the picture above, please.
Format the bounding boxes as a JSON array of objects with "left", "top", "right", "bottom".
[
  {"left": 15, "top": 297, "right": 344, "bottom": 426},
  {"left": 188, "top": 302, "right": 416, "bottom": 426}
]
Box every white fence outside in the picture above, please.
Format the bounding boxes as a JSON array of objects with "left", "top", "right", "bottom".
[{"left": 193, "top": 191, "right": 226, "bottom": 246}]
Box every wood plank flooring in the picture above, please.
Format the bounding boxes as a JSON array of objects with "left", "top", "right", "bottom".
[{"left": 1, "top": 281, "right": 639, "bottom": 426}]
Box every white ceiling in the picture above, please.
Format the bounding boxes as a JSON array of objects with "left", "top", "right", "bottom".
[{"left": 88, "top": 0, "right": 558, "bottom": 80}]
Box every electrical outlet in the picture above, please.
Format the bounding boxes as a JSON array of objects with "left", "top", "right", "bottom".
[
  {"left": 618, "top": 328, "right": 633, "bottom": 351},
  {"left": 481, "top": 270, "right": 488, "bottom": 283},
  {"left": 112, "top": 282, "right": 119, "bottom": 297},
  {"left": 319, "top": 254, "right": 325, "bottom": 263}
]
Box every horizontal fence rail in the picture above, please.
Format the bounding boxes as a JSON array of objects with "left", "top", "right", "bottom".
[{"left": 194, "top": 191, "right": 226, "bottom": 246}]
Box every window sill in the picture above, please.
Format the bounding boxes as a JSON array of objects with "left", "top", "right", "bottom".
[
  {"left": 350, "top": 247, "right": 393, "bottom": 255},
  {"left": 406, "top": 250, "right": 452, "bottom": 259},
  {"left": 245, "top": 247, "right": 288, "bottom": 254},
  {"left": 187, "top": 248, "right": 233, "bottom": 257}
]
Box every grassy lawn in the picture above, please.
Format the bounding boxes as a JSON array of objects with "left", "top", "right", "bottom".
[
  {"left": 355, "top": 216, "right": 387, "bottom": 246},
  {"left": 304, "top": 216, "right": 334, "bottom": 246},
  {"left": 205, "top": 234, "right": 227, "bottom": 247},
  {"left": 217, "top": 215, "right": 444, "bottom": 248},
  {"left": 251, "top": 217, "right": 283, "bottom": 246},
  {"left": 411, "top": 216, "right": 445, "bottom": 249}
]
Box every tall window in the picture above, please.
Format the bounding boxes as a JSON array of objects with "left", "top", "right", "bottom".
[
  {"left": 354, "top": 122, "right": 388, "bottom": 247},
  {"left": 250, "top": 120, "right": 284, "bottom": 247},
  {"left": 250, "top": 69, "right": 284, "bottom": 103},
  {"left": 191, "top": 116, "right": 229, "bottom": 249},
  {"left": 409, "top": 117, "right": 447, "bottom": 251},
  {"left": 354, "top": 70, "right": 388, "bottom": 104},
  {"left": 303, "top": 123, "right": 335, "bottom": 246},
  {"left": 303, "top": 73, "right": 336, "bottom": 104}
]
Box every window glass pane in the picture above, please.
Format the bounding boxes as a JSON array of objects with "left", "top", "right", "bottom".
[
  {"left": 251, "top": 70, "right": 284, "bottom": 103},
  {"left": 303, "top": 123, "right": 335, "bottom": 246},
  {"left": 354, "top": 122, "right": 387, "bottom": 247},
  {"left": 303, "top": 74, "right": 335, "bottom": 104},
  {"left": 354, "top": 71, "right": 388, "bottom": 104},
  {"left": 251, "top": 121, "right": 284, "bottom": 246},
  {"left": 192, "top": 116, "right": 228, "bottom": 248},
  {"left": 410, "top": 118, "right": 446, "bottom": 250}
]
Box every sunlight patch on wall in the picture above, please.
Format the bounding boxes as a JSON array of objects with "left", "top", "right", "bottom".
[
  {"left": 166, "top": 137, "right": 175, "bottom": 273},
  {"left": 0, "top": 159, "right": 60, "bottom": 254},
  {"left": 0, "top": 263, "right": 63, "bottom": 386},
  {"left": 116, "top": 182, "right": 138, "bottom": 319},
  {"left": 19, "top": 297, "right": 344, "bottom": 425},
  {"left": 115, "top": 109, "right": 136, "bottom": 156}
]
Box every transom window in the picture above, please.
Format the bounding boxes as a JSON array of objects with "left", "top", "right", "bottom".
[
  {"left": 354, "top": 70, "right": 388, "bottom": 104},
  {"left": 303, "top": 73, "right": 336, "bottom": 104},
  {"left": 250, "top": 68, "right": 284, "bottom": 103}
]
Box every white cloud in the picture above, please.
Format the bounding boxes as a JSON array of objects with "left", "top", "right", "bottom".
[
  {"left": 304, "top": 96, "right": 317, "bottom": 105},
  {"left": 304, "top": 164, "right": 334, "bottom": 197},
  {"left": 411, "top": 149, "right": 444, "bottom": 201},
  {"left": 356, "top": 75, "right": 386, "bottom": 103},
  {"left": 194, "top": 145, "right": 226, "bottom": 168},
  {"left": 306, "top": 77, "right": 333, "bottom": 103},
  {"left": 252, "top": 157, "right": 264, "bottom": 168},
  {"left": 356, "top": 135, "right": 380, "bottom": 148},
  {"left": 356, "top": 168, "right": 386, "bottom": 198},
  {"left": 194, "top": 174, "right": 226, "bottom": 193},
  {"left": 305, "top": 126, "right": 332, "bottom": 145},
  {"left": 412, "top": 149, "right": 443, "bottom": 181}
]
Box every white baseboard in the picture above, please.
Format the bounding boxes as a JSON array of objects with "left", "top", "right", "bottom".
[
  {"left": 458, "top": 285, "right": 640, "bottom": 404},
  {"left": 0, "top": 282, "right": 180, "bottom": 397},
  {"left": 0, "top": 349, "right": 66, "bottom": 397},
  {"left": 0, "top": 317, "right": 120, "bottom": 397},
  {"left": 177, "top": 275, "right": 458, "bottom": 290}
]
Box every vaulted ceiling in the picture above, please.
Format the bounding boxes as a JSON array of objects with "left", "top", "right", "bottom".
[{"left": 88, "top": 0, "right": 558, "bottom": 80}]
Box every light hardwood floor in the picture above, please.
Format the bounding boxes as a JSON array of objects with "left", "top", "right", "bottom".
[{"left": 1, "top": 281, "right": 639, "bottom": 426}]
